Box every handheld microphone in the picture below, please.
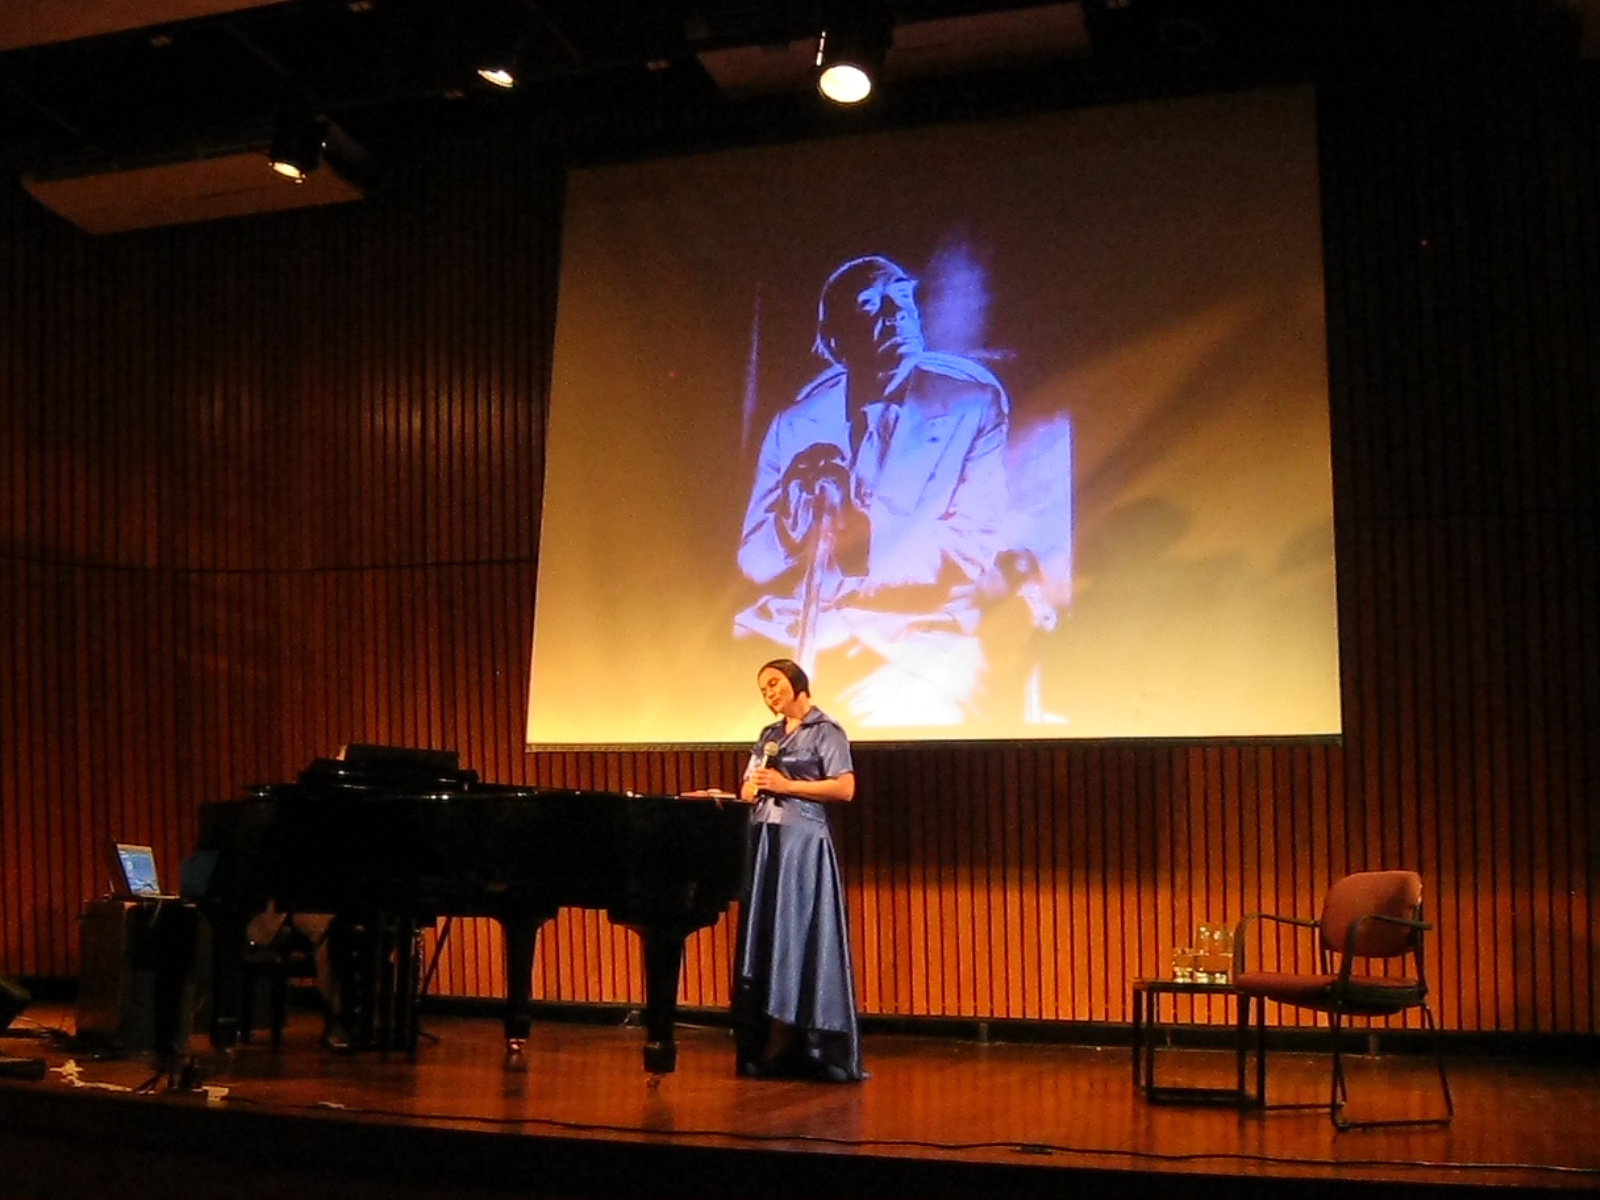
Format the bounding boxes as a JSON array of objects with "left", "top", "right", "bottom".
[{"left": 755, "top": 740, "right": 783, "bottom": 802}]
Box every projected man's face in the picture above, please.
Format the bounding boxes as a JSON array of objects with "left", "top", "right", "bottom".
[{"left": 822, "top": 261, "right": 925, "bottom": 376}]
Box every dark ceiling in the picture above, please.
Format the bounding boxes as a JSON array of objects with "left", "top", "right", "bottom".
[
  {"left": 0, "top": 0, "right": 1588, "bottom": 184},
  {"left": 0, "top": 1, "right": 1312, "bottom": 175}
]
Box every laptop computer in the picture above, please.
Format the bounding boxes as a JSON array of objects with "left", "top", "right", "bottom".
[{"left": 108, "top": 842, "right": 179, "bottom": 901}]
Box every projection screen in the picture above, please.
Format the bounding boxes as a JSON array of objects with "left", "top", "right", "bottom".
[{"left": 527, "top": 86, "right": 1339, "bottom": 746}]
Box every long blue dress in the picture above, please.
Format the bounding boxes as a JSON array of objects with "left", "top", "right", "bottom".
[{"left": 733, "top": 706, "right": 864, "bottom": 1081}]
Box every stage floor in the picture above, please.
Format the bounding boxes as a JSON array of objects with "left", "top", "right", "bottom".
[{"left": 1, "top": 1002, "right": 1596, "bottom": 1199}]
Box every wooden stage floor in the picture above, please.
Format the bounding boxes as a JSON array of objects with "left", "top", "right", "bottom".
[{"left": 1, "top": 1003, "right": 1596, "bottom": 1199}]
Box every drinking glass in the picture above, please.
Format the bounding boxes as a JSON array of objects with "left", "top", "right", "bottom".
[
  {"left": 1171, "top": 947, "right": 1196, "bottom": 982},
  {"left": 1209, "top": 926, "right": 1235, "bottom": 984},
  {"left": 1194, "top": 923, "right": 1216, "bottom": 983}
]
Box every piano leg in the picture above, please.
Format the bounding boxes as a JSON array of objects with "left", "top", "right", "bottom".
[
  {"left": 497, "top": 912, "right": 546, "bottom": 1069},
  {"left": 207, "top": 907, "right": 247, "bottom": 1050},
  {"left": 638, "top": 924, "right": 688, "bottom": 1076},
  {"left": 369, "top": 914, "right": 421, "bottom": 1055}
]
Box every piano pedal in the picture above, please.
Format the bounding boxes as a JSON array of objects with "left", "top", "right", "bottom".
[
  {"left": 504, "top": 1037, "right": 527, "bottom": 1072},
  {"left": 642, "top": 1039, "right": 677, "bottom": 1076}
]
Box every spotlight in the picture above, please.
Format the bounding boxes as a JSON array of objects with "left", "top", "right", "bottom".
[
  {"left": 469, "top": 25, "right": 529, "bottom": 90},
  {"left": 475, "top": 41, "right": 521, "bottom": 89},
  {"left": 477, "top": 62, "right": 517, "bottom": 88},
  {"left": 815, "top": 11, "right": 891, "bottom": 105},
  {"left": 266, "top": 114, "right": 327, "bottom": 183}
]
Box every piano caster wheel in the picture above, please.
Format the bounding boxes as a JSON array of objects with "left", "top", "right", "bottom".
[
  {"left": 504, "top": 1038, "right": 527, "bottom": 1072},
  {"left": 642, "top": 1040, "right": 677, "bottom": 1077},
  {"left": 646, "top": 1073, "right": 664, "bottom": 1092}
]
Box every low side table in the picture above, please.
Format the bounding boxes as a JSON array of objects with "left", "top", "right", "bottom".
[{"left": 1130, "top": 978, "right": 1250, "bottom": 1107}]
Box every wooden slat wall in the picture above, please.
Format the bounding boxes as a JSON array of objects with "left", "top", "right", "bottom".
[
  {"left": 2, "top": 58, "right": 1596, "bottom": 1034},
  {"left": 1318, "top": 54, "right": 1599, "bottom": 1035},
  {"left": 0, "top": 133, "right": 558, "bottom": 979}
]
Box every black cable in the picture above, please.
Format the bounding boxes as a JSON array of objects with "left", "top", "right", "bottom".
[
  {"left": 0, "top": 1017, "right": 72, "bottom": 1042},
  {"left": 254, "top": 1099, "right": 1599, "bottom": 1180},
  {"left": 36, "top": 1054, "right": 1599, "bottom": 1180}
]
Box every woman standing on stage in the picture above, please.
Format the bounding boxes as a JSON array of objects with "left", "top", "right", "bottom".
[{"left": 734, "top": 658, "right": 864, "bottom": 1082}]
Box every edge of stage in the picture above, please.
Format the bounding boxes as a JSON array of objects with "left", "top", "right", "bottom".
[{"left": 2, "top": 1004, "right": 1596, "bottom": 1200}]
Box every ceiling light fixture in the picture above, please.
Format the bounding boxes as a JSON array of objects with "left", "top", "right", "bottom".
[
  {"left": 815, "top": 10, "right": 892, "bottom": 105},
  {"left": 472, "top": 30, "right": 530, "bottom": 90},
  {"left": 266, "top": 114, "right": 327, "bottom": 183}
]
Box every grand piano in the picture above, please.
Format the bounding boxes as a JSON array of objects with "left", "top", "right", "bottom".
[{"left": 194, "top": 748, "right": 751, "bottom": 1074}]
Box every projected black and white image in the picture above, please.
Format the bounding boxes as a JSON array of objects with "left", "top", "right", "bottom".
[
  {"left": 734, "top": 251, "right": 1071, "bottom": 729},
  {"left": 527, "top": 87, "right": 1340, "bottom": 746}
]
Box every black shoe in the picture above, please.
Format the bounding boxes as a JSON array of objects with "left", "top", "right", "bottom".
[
  {"left": 795, "top": 1056, "right": 855, "bottom": 1083},
  {"left": 739, "top": 1056, "right": 791, "bottom": 1079}
]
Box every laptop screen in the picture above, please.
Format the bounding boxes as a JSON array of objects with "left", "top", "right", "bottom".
[{"left": 111, "top": 843, "right": 164, "bottom": 898}]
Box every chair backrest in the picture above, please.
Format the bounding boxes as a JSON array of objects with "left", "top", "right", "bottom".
[{"left": 1319, "top": 870, "right": 1423, "bottom": 957}]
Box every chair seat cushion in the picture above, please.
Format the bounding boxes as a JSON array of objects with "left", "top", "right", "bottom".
[
  {"left": 1235, "top": 971, "right": 1339, "bottom": 1003},
  {"left": 1234, "top": 971, "right": 1425, "bottom": 1015}
]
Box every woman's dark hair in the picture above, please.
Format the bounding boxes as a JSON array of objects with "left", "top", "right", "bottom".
[{"left": 759, "top": 658, "right": 810, "bottom": 697}]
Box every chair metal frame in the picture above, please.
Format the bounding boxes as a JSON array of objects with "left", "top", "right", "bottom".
[{"left": 1233, "top": 870, "right": 1454, "bottom": 1131}]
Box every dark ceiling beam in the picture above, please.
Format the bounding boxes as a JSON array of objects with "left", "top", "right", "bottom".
[
  {"left": 0, "top": 0, "right": 294, "bottom": 52},
  {"left": 224, "top": 18, "right": 327, "bottom": 111}
]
